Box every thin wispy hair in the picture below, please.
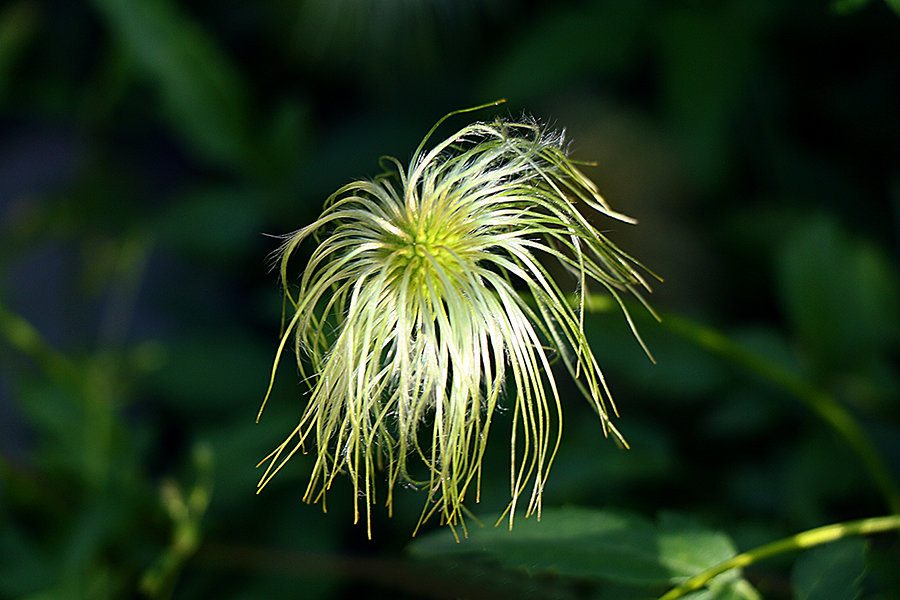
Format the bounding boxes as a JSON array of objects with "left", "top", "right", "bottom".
[{"left": 256, "top": 101, "right": 657, "bottom": 537}]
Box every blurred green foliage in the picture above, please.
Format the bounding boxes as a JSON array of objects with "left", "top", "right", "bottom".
[
  {"left": 410, "top": 508, "right": 759, "bottom": 599},
  {"left": 1, "top": 0, "right": 898, "bottom": 598}
]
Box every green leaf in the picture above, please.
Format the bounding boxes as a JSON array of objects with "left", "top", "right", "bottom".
[
  {"left": 90, "top": 0, "right": 252, "bottom": 169},
  {"left": 688, "top": 579, "right": 762, "bottom": 600},
  {"left": 792, "top": 538, "right": 867, "bottom": 600},
  {"left": 656, "top": 513, "right": 740, "bottom": 582},
  {"left": 409, "top": 507, "right": 756, "bottom": 597}
]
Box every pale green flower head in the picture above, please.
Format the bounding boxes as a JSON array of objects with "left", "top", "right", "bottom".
[{"left": 257, "top": 101, "right": 656, "bottom": 537}]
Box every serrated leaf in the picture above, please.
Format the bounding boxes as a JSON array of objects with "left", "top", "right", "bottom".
[
  {"left": 792, "top": 538, "right": 867, "bottom": 600},
  {"left": 409, "top": 507, "right": 756, "bottom": 598},
  {"left": 690, "top": 578, "right": 762, "bottom": 600},
  {"left": 657, "top": 512, "right": 740, "bottom": 581},
  {"left": 411, "top": 507, "right": 666, "bottom": 584}
]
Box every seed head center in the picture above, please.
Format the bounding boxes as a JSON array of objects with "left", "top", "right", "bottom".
[{"left": 390, "top": 221, "right": 469, "bottom": 289}]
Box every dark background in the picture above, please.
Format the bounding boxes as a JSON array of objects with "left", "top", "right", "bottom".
[{"left": 1, "top": 0, "right": 898, "bottom": 598}]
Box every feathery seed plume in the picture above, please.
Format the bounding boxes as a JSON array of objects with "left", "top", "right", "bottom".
[{"left": 257, "top": 101, "right": 657, "bottom": 537}]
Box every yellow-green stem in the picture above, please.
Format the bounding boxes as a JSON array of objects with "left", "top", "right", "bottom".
[
  {"left": 584, "top": 293, "right": 900, "bottom": 515},
  {"left": 660, "top": 311, "right": 900, "bottom": 515},
  {"left": 658, "top": 515, "right": 900, "bottom": 600}
]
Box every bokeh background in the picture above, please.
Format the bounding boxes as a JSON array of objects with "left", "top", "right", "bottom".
[{"left": 1, "top": 0, "right": 899, "bottom": 598}]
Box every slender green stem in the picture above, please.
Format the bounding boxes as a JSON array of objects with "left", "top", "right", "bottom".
[
  {"left": 660, "top": 312, "right": 900, "bottom": 515},
  {"left": 584, "top": 293, "right": 900, "bottom": 515},
  {"left": 658, "top": 515, "right": 900, "bottom": 600}
]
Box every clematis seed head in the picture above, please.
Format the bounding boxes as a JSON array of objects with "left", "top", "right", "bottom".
[{"left": 256, "top": 101, "right": 657, "bottom": 538}]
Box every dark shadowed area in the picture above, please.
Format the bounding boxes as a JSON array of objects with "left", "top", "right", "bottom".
[{"left": 1, "top": 1, "right": 898, "bottom": 598}]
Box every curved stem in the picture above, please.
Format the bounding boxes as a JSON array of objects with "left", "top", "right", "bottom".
[
  {"left": 658, "top": 515, "right": 900, "bottom": 600},
  {"left": 584, "top": 293, "right": 900, "bottom": 515},
  {"left": 660, "top": 312, "right": 900, "bottom": 515}
]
